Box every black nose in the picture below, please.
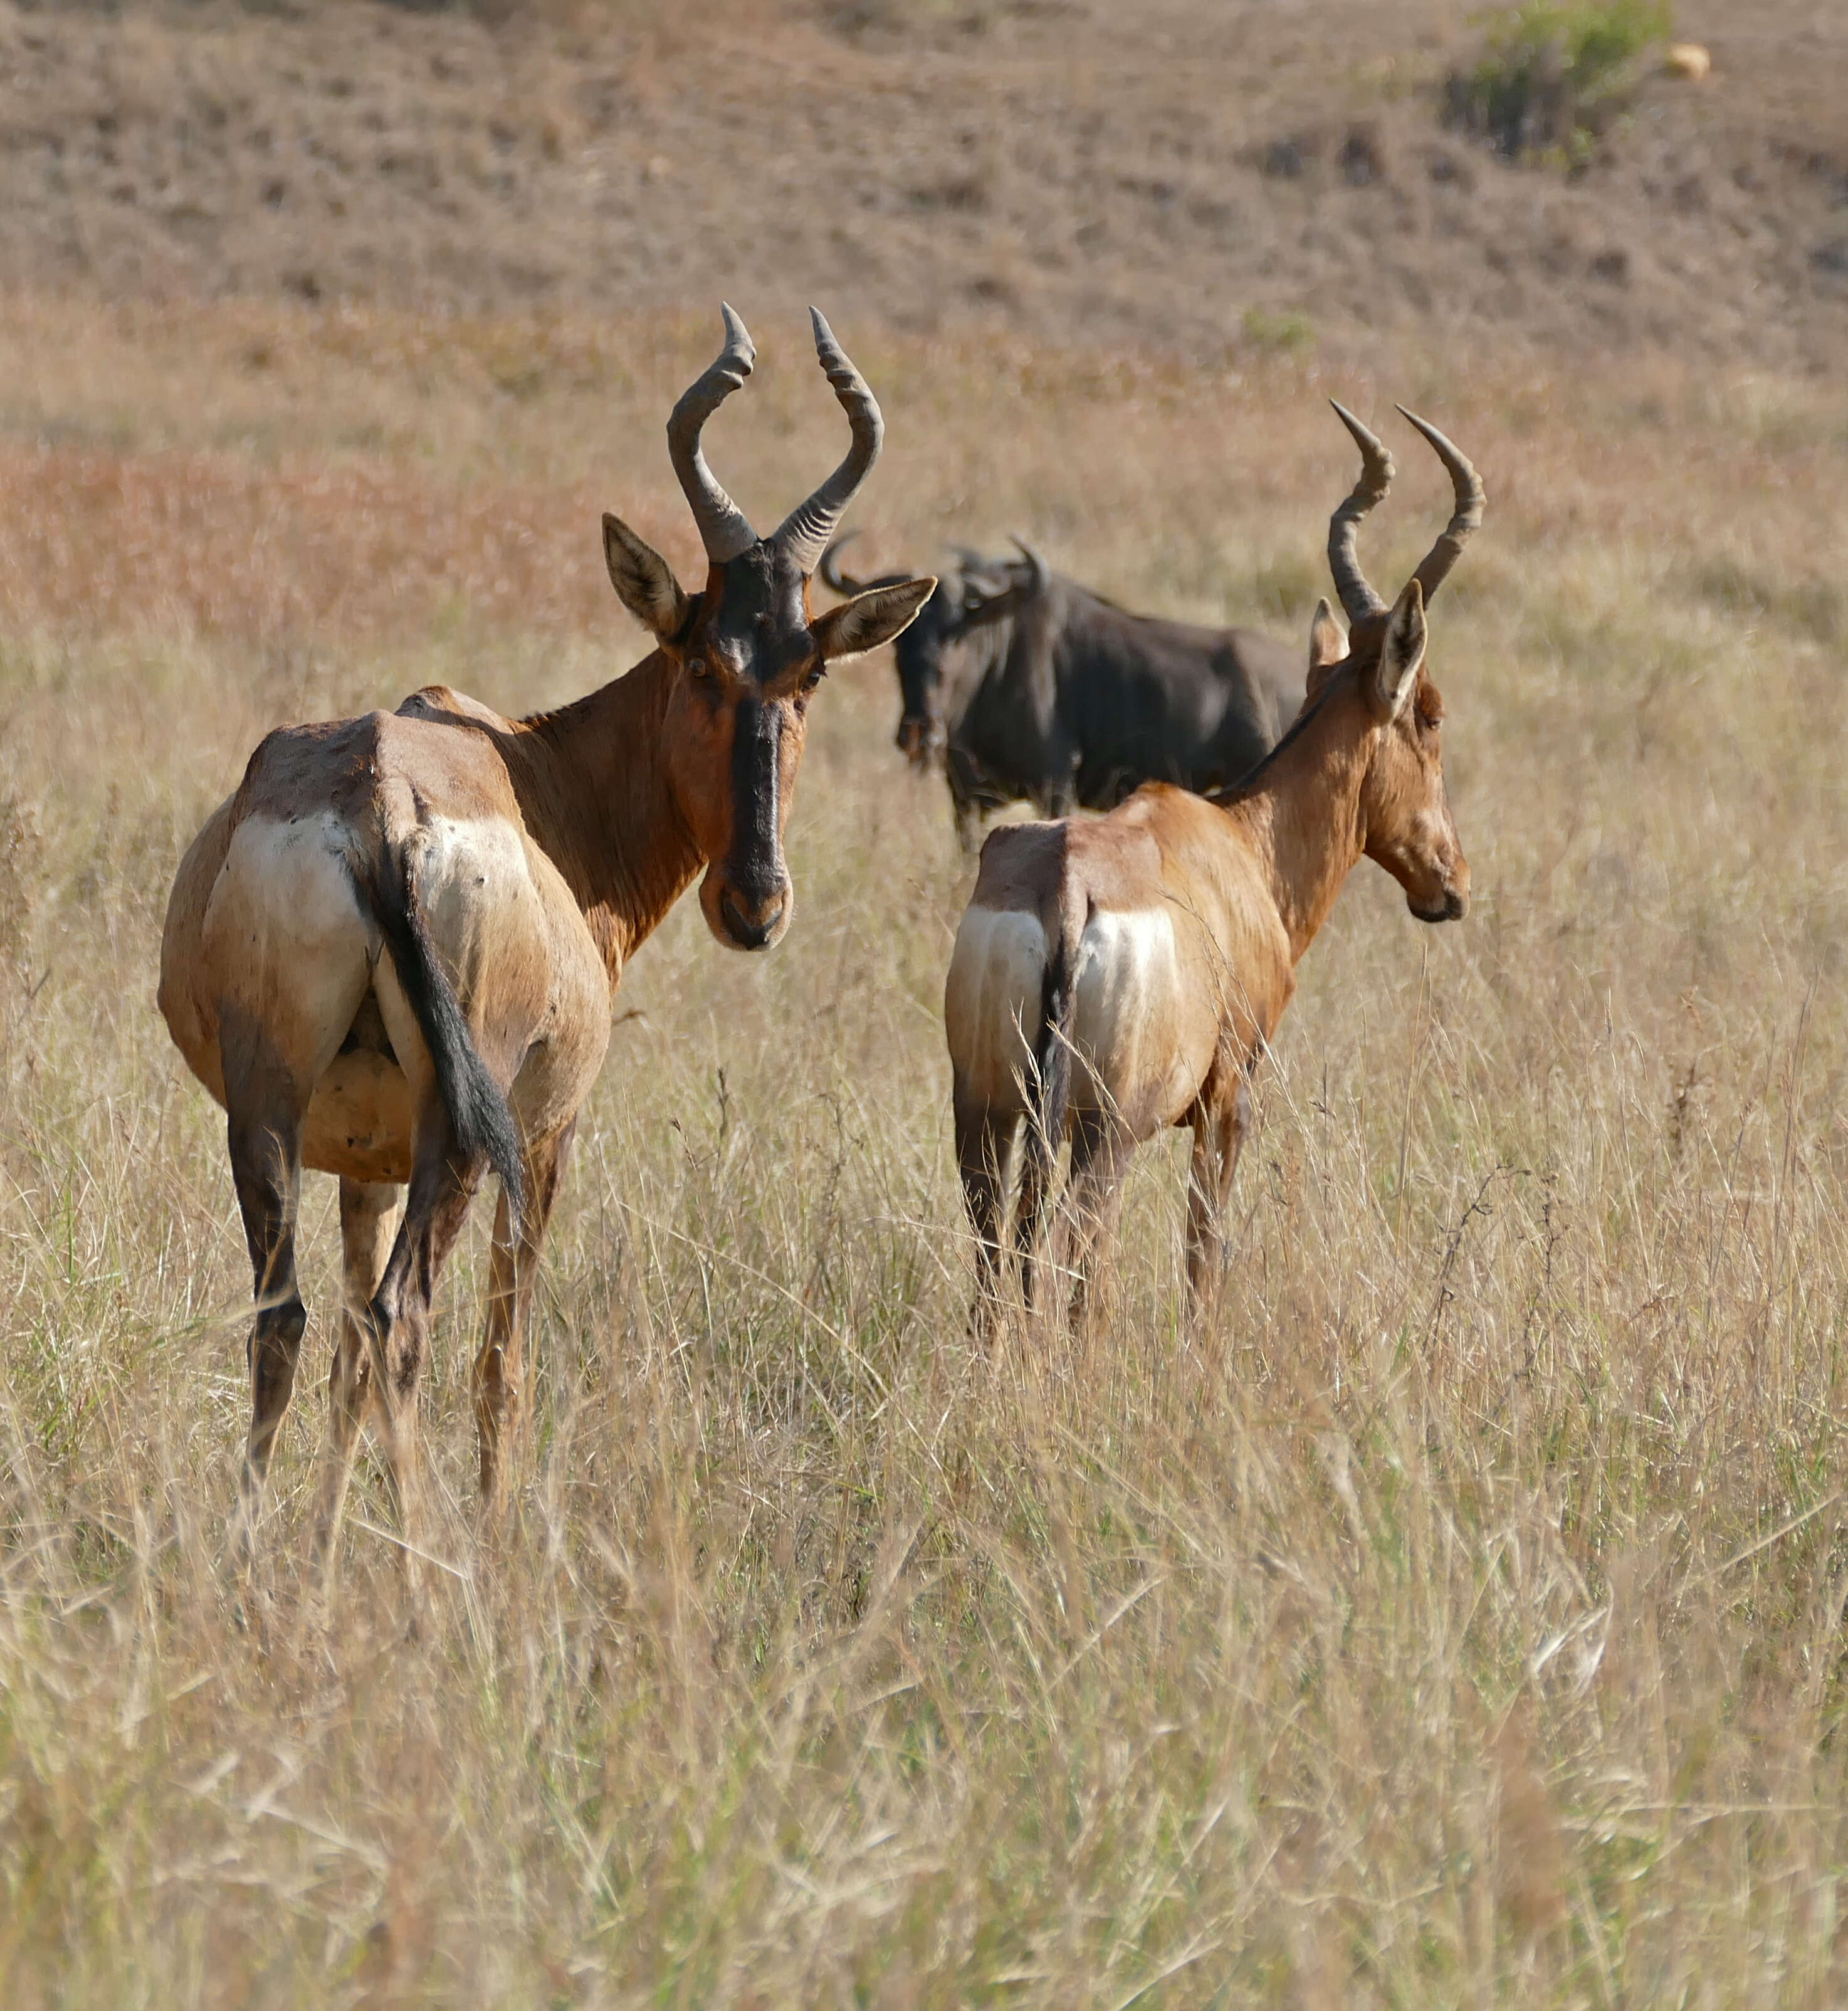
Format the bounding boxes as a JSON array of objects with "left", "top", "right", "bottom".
[{"left": 722, "top": 889, "right": 783, "bottom": 950}]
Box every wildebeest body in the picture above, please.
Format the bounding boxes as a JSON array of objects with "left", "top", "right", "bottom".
[
  {"left": 948, "top": 587, "right": 1305, "bottom": 824},
  {"left": 822, "top": 537, "right": 1305, "bottom": 844}
]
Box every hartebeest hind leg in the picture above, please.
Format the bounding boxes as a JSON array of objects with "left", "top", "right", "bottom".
[
  {"left": 356, "top": 1116, "right": 486, "bottom": 1577},
  {"left": 1184, "top": 1079, "right": 1251, "bottom": 1316},
  {"left": 474, "top": 1122, "right": 574, "bottom": 1521},
  {"left": 221, "top": 995, "right": 362, "bottom": 1560},
  {"left": 955, "top": 1100, "right": 1016, "bottom": 1339},
  {"left": 1061, "top": 1111, "right": 1137, "bottom": 1328},
  {"left": 310, "top": 1178, "right": 401, "bottom": 1575},
  {"left": 226, "top": 1096, "right": 310, "bottom": 1559}
]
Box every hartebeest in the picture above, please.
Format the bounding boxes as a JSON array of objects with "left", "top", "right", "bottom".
[
  {"left": 159, "top": 308, "right": 934, "bottom": 1562},
  {"left": 822, "top": 532, "right": 1305, "bottom": 848},
  {"left": 943, "top": 404, "right": 1483, "bottom": 1324}
]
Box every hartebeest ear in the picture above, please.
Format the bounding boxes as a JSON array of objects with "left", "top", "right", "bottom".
[
  {"left": 810, "top": 575, "right": 938, "bottom": 661},
  {"left": 1306, "top": 597, "right": 1347, "bottom": 696},
  {"left": 1366, "top": 578, "right": 1427, "bottom": 723},
  {"left": 603, "top": 513, "right": 691, "bottom": 643}
]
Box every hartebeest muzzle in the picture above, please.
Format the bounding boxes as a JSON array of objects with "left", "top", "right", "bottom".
[{"left": 701, "top": 692, "right": 794, "bottom": 952}]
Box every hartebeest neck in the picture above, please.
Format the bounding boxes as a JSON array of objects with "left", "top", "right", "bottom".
[
  {"left": 504, "top": 651, "right": 705, "bottom": 980},
  {"left": 1219, "top": 681, "right": 1375, "bottom": 963}
]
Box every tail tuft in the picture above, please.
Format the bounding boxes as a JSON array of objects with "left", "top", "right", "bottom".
[{"left": 357, "top": 843, "right": 525, "bottom": 1226}]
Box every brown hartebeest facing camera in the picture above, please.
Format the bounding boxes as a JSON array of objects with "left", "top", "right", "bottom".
[
  {"left": 159, "top": 307, "right": 935, "bottom": 1577},
  {"left": 944, "top": 402, "right": 1483, "bottom": 1331}
]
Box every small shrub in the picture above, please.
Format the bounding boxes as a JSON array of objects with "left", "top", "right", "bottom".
[
  {"left": 1447, "top": 1, "right": 1673, "bottom": 163},
  {"left": 1241, "top": 306, "right": 1315, "bottom": 354}
]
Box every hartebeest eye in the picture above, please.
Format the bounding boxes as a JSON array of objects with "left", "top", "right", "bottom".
[
  {"left": 802, "top": 664, "right": 827, "bottom": 695},
  {"left": 686, "top": 656, "right": 714, "bottom": 685}
]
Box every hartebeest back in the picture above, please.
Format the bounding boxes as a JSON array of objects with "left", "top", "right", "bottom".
[
  {"left": 159, "top": 308, "right": 934, "bottom": 1571},
  {"left": 943, "top": 403, "right": 1483, "bottom": 1326}
]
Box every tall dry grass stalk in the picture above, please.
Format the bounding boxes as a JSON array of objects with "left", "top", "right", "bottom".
[{"left": 4, "top": 294, "right": 1848, "bottom": 2004}]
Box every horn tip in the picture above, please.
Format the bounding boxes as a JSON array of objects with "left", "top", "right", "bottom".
[{"left": 718, "top": 301, "right": 755, "bottom": 367}]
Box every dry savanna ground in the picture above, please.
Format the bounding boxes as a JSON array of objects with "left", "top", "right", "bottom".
[{"left": 4, "top": 1, "right": 1848, "bottom": 2005}]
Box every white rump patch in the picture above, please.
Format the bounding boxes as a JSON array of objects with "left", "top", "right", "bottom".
[
  {"left": 1070, "top": 906, "right": 1185, "bottom": 1112},
  {"left": 944, "top": 906, "right": 1049, "bottom": 1109}
]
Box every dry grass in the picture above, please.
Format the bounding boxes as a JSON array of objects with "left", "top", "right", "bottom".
[{"left": 4, "top": 287, "right": 1848, "bottom": 2005}]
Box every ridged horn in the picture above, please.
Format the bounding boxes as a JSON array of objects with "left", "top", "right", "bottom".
[
  {"left": 667, "top": 303, "right": 758, "bottom": 564},
  {"left": 1326, "top": 400, "right": 1394, "bottom": 623},
  {"left": 1010, "top": 535, "right": 1051, "bottom": 595},
  {"left": 774, "top": 309, "right": 885, "bottom": 575},
  {"left": 1397, "top": 406, "right": 1484, "bottom": 604}
]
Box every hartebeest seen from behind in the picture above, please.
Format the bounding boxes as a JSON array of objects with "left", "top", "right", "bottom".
[
  {"left": 944, "top": 403, "right": 1483, "bottom": 1327},
  {"left": 159, "top": 307, "right": 934, "bottom": 1568}
]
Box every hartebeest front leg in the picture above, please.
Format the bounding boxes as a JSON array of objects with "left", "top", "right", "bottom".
[{"left": 474, "top": 1122, "right": 574, "bottom": 1523}]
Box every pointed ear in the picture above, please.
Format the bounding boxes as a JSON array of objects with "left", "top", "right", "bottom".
[
  {"left": 1367, "top": 578, "right": 1426, "bottom": 722},
  {"left": 1306, "top": 596, "right": 1346, "bottom": 696},
  {"left": 811, "top": 575, "right": 937, "bottom": 661},
  {"left": 603, "top": 513, "right": 690, "bottom": 643}
]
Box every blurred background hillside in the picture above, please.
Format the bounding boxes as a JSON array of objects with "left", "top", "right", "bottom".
[{"left": 2, "top": 0, "right": 1844, "bottom": 369}]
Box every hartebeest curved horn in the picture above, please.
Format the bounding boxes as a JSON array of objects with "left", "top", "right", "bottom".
[
  {"left": 668, "top": 303, "right": 759, "bottom": 564},
  {"left": 818, "top": 530, "right": 866, "bottom": 596},
  {"left": 1396, "top": 406, "right": 1485, "bottom": 605},
  {"left": 774, "top": 309, "right": 885, "bottom": 575},
  {"left": 1010, "top": 535, "right": 1051, "bottom": 596},
  {"left": 1326, "top": 400, "right": 1394, "bottom": 624}
]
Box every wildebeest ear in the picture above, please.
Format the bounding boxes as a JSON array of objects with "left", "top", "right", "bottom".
[
  {"left": 1367, "top": 578, "right": 1426, "bottom": 722},
  {"left": 811, "top": 575, "right": 937, "bottom": 661},
  {"left": 955, "top": 577, "right": 1036, "bottom": 634},
  {"left": 1306, "top": 597, "right": 1346, "bottom": 696},
  {"left": 603, "top": 513, "right": 690, "bottom": 643}
]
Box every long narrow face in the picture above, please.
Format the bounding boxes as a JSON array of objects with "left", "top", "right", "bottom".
[
  {"left": 1363, "top": 664, "right": 1469, "bottom": 923},
  {"left": 1328, "top": 592, "right": 1469, "bottom": 924},
  {"left": 602, "top": 307, "right": 936, "bottom": 952},
  {"left": 893, "top": 586, "right": 960, "bottom": 764},
  {"left": 664, "top": 544, "right": 822, "bottom": 952},
  {"left": 1315, "top": 402, "right": 1484, "bottom": 930},
  {"left": 893, "top": 567, "right": 1029, "bottom": 764}
]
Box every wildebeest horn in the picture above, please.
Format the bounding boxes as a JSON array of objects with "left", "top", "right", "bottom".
[
  {"left": 818, "top": 530, "right": 864, "bottom": 596},
  {"left": 667, "top": 303, "right": 759, "bottom": 564},
  {"left": 1397, "top": 407, "right": 1484, "bottom": 605},
  {"left": 774, "top": 309, "right": 885, "bottom": 575},
  {"left": 1326, "top": 400, "right": 1394, "bottom": 624},
  {"left": 1010, "top": 535, "right": 1051, "bottom": 595}
]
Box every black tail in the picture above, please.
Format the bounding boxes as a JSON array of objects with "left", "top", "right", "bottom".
[
  {"left": 357, "top": 842, "right": 525, "bottom": 1226},
  {"left": 1023, "top": 904, "right": 1081, "bottom": 1227}
]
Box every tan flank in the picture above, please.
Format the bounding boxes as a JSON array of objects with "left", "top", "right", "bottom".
[
  {"left": 156, "top": 307, "right": 935, "bottom": 1572},
  {"left": 946, "top": 404, "right": 1482, "bottom": 1328}
]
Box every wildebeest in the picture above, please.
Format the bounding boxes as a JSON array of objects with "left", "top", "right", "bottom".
[
  {"left": 157, "top": 307, "right": 935, "bottom": 1572},
  {"left": 943, "top": 403, "right": 1483, "bottom": 1330},
  {"left": 821, "top": 533, "right": 1306, "bottom": 848}
]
